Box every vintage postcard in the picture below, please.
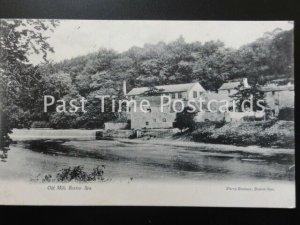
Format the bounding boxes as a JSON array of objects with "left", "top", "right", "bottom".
[{"left": 0, "top": 20, "right": 295, "bottom": 207}]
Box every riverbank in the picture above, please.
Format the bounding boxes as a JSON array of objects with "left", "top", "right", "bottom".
[
  {"left": 9, "top": 120, "right": 294, "bottom": 149},
  {"left": 126, "top": 120, "right": 294, "bottom": 150},
  {"left": 117, "top": 138, "right": 294, "bottom": 156},
  {"left": 190, "top": 120, "right": 294, "bottom": 148},
  {"left": 135, "top": 120, "right": 295, "bottom": 149}
]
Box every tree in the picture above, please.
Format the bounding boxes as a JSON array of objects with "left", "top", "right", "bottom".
[
  {"left": 268, "top": 29, "right": 294, "bottom": 78},
  {"left": 231, "top": 83, "right": 267, "bottom": 112},
  {"left": 173, "top": 107, "right": 197, "bottom": 132},
  {"left": 136, "top": 59, "right": 162, "bottom": 86},
  {"left": 142, "top": 86, "right": 165, "bottom": 96},
  {"left": 0, "top": 19, "right": 59, "bottom": 153},
  {"left": 192, "top": 41, "right": 234, "bottom": 91},
  {"left": 233, "top": 28, "right": 294, "bottom": 85},
  {"left": 74, "top": 92, "right": 119, "bottom": 129}
]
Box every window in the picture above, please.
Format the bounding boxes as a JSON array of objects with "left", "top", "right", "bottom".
[
  {"left": 145, "top": 122, "right": 149, "bottom": 125},
  {"left": 272, "top": 91, "right": 275, "bottom": 95},
  {"left": 178, "top": 92, "right": 182, "bottom": 98},
  {"left": 193, "top": 91, "right": 197, "bottom": 98},
  {"left": 163, "top": 97, "right": 169, "bottom": 103},
  {"left": 162, "top": 118, "right": 167, "bottom": 122},
  {"left": 228, "top": 90, "right": 230, "bottom": 94},
  {"left": 153, "top": 118, "right": 156, "bottom": 122},
  {"left": 171, "top": 93, "right": 176, "bottom": 99},
  {"left": 199, "top": 92, "right": 203, "bottom": 96}
]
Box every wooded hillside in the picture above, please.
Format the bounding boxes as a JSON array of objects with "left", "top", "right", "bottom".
[
  {"left": 51, "top": 28, "right": 294, "bottom": 94},
  {"left": 6, "top": 27, "right": 294, "bottom": 129}
]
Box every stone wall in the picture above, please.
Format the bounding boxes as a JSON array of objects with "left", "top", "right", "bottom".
[
  {"left": 227, "top": 112, "right": 255, "bottom": 121},
  {"left": 104, "top": 122, "right": 127, "bottom": 130},
  {"left": 103, "top": 129, "right": 134, "bottom": 138},
  {"left": 195, "top": 111, "right": 231, "bottom": 122},
  {"left": 195, "top": 111, "right": 264, "bottom": 122}
]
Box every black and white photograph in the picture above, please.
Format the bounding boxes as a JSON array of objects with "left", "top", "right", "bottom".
[{"left": 0, "top": 19, "right": 295, "bottom": 207}]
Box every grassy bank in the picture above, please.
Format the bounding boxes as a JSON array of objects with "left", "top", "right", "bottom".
[{"left": 191, "top": 120, "right": 294, "bottom": 148}]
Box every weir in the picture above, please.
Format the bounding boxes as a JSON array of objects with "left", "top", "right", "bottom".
[{"left": 9, "top": 129, "right": 103, "bottom": 141}]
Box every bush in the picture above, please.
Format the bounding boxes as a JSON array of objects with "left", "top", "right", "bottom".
[
  {"left": 260, "top": 119, "right": 278, "bottom": 129},
  {"left": 192, "top": 121, "right": 222, "bottom": 143},
  {"left": 191, "top": 120, "right": 294, "bottom": 148},
  {"left": 49, "top": 112, "right": 76, "bottom": 129},
  {"left": 41, "top": 165, "right": 106, "bottom": 182},
  {"left": 31, "top": 121, "right": 50, "bottom": 128},
  {"left": 255, "top": 132, "right": 294, "bottom": 148},
  {"left": 192, "top": 130, "right": 213, "bottom": 142},
  {"left": 125, "top": 119, "right": 131, "bottom": 129},
  {"left": 215, "top": 119, "right": 227, "bottom": 128},
  {"left": 243, "top": 116, "right": 264, "bottom": 122},
  {"left": 278, "top": 107, "right": 294, "bottom": 121},
  {"left": 173, "top": 107, "right": 197, "bottom": 132}
]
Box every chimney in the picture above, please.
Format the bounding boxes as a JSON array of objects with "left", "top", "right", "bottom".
[
  {"left": 123, "top": 80, "right": 127, "bottom": 96},
  {"left": 243, "top": 78, "right": 249, "bottom": 88}
]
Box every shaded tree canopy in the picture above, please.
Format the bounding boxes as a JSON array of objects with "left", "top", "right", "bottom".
[
  {"left": 0, "top": 19, "right": 60, "bottom": 150},
  {"left": 174, "top": 107, "right": 197, "bottom": 132},
  {"left": 231, "top": 83, "right": 267, "bottom": 112},
  {"left": 51, "top": 28, "right": 293, "bottom": 95}
]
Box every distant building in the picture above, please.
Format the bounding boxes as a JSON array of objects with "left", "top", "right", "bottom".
[
  {"left": 126, "top": 82, "right": 206, "bottom": 100},
  {"left": 258, "top": 82, "right": 294, "bottom": 115},
  {"left": 196, "top": 78, "right": 266, "bottom": 122},
  {"left": 218, "top": 78, "right": 250, "bottom": 95},
  {"left": 198, "top": 78, "right": 251, "bottom": 111},
  {"left": 126, "top": 82, "right": 206, "bottom": 129},
  {"left": 119, "top": 77, "right": 294, "bottom": 130}
]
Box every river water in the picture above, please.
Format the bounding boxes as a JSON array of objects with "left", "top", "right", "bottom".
[{"left": 0, "top": 138, "right": 295, "bottom": 183}]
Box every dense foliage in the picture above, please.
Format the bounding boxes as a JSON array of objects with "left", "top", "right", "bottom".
[
  {"left": 278, "top": 107, "right": 294, "bottom": 121},
  {"left": 173, "top": 107, "right": 197, "bottom": 131},
  {"left": 231, "top": 83, "right": 267, "bottom": 112},
  {"left": 0, "top": 19, "right": 59, "bottom": 151},
  {"left": 192, "top": 120, "right": 294, "bottom": 148},
  {"left": 51, "top": 29, "right": 293, "bottom": 93},
  {"left": 41, "top": 165, "right": 106, "bottom": 182}
]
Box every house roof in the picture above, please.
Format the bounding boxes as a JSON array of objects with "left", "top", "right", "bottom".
[
  {"left": 204, "top": 92, "right": 232, "bottom": 101},
  {"left": 127, "top": 82, "right": 205, "bottom": 96},
  {"left": 218, "top": 82, "right": 241, "bottom": 90},
  {"left": 258, "top": 84, "right": 294, "bottom": 92}
]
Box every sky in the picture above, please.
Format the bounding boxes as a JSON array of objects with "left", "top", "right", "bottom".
[{"left": 29, "top": 20, "right": 293, "bottom": 64}]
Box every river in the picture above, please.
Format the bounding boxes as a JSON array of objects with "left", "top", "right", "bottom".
[{"left": 0, "top": 138, "right": 295, "bottom": 183}]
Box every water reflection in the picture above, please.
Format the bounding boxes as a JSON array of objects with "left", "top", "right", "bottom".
[{"left": 12, "top": 139, "right": 295, "bottom": 182}]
